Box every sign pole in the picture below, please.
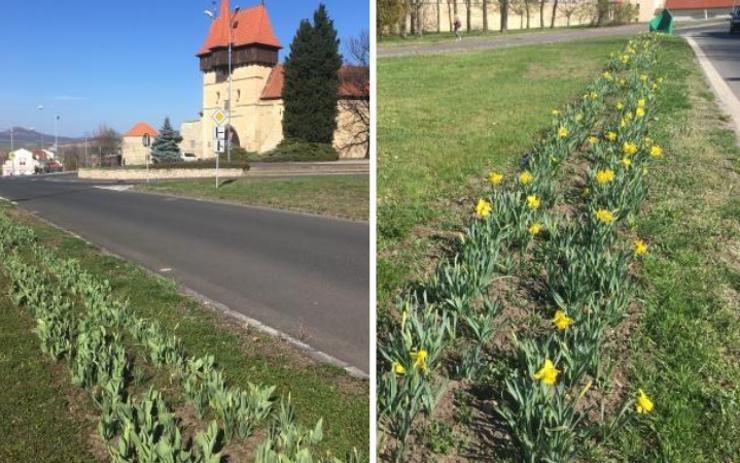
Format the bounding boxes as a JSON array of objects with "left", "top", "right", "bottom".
[{"left": 142, "top": 134, "right": 151, "bottom": 183}]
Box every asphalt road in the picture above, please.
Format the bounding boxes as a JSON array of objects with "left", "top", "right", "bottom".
[
  {"left": 379, "top": 20, "right": 726, "bottom": 58},
  {"left": 0, "top": 174, "right": 369, "bottom": 374},
  {"left": 679, "top": 23, "right": 740, "bottom": 101}
]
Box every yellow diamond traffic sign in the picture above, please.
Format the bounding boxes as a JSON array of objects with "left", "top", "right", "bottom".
[{"left": 212, "top": 109, "right": 228, "bottom": 126}]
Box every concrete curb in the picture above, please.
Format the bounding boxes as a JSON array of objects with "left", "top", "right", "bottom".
[{"left": 684, "top": 35, "right": 740, "bottom": 144}]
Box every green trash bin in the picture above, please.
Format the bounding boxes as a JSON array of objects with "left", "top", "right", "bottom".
[{"left": 649, "top": 9, "right": 674, "bottom": 34}]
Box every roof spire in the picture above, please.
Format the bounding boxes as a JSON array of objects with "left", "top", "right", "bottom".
[{"left": 219, "top": 0, "right": 230, "bottom": 19}]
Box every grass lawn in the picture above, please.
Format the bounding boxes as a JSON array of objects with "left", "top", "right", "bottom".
[
  {"left": 135, "top": 174, "right": 369, "bottom": 221},
  {"left": 377, "top": 36, "right": 630, "bottom": 307},
  {"left": 0, "top": 274, "right": 97, "bottom": 462},
  {"left": 378, "top": 32, "right": 739, "bottom": 461},
  {"left": 613, "top": 38, "right": 740, "bottom": 462},
  {"left": 2, "top": 205, "right": 369, "bottom": 459}
]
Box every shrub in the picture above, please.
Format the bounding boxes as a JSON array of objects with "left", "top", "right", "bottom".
[{"left": 255, "top": 139, "right": 339, "bottom": 162}]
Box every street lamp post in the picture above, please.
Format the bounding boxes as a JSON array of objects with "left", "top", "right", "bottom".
[
  {"left": 54, "top": 114, "right": 60, "bottom": 154},
  {"left": 205, "top": 5, "right": 239, "bottom": 164}
]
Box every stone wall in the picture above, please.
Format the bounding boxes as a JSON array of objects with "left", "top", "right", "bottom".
[
  {"left": 334, "top": 99, "right": 370, "bottom": 159},
  {"left": 78, "top": 167, "right": 245, "bottom": 180},
  {"left": 401, "top": 0, "right": 664, "bottom": 32}
]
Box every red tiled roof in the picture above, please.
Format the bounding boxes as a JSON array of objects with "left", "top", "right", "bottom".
[
  {"left": 665, "top": 0, "right": 735, "bottom": 9},
  {"left": 32, "top": 149, "right": 50, "bottom": 161},
  {"left": 198, "top": 1, "right": 281, "bottom": 56},
  {"left": 260, "top": 65, "right": 370, "bottom": 100},
  {"left": 124, "top": 122, "right": 159, "bottom": 137}
]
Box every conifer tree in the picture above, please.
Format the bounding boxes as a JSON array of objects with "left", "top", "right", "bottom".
[
  {"left": 151, "top": 117, "right": 182, "bottom": 163},
  {"left": 282, "top": 4, "right": 342, "bottom": 143}
]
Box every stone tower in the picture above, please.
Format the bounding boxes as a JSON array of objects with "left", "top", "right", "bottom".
[{"left": 197, "top": 0, "right": 283, "bottom": 155}]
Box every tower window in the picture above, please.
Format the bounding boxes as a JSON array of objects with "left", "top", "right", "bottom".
[
  {"left": 237, "top": 89, "right": 241, "bottom": 102},
  {"left": 216, "top": 91, "right": 220, "bottom": 104}
]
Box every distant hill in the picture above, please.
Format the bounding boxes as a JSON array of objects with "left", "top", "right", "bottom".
[{"left": 0, "top": 127, "right": 82, "bottom": 149}]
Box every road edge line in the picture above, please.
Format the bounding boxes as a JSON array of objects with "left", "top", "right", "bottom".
[{"left": 684, "top": 34, "right": 740, "bottom": 144}]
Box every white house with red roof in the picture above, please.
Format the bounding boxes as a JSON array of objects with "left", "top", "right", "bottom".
[
  {"left": 179, "top": 1, "right": 369, "bottom": 160},
  {"left": 121, "top": 122, "right": 159, "bottom": 165}
]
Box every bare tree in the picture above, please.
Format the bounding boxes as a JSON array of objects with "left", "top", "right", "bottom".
[
  {"left": 509, "top": 0, "right": 525, "bottom": 28},
  {"left": 560, "top": 0, "right": 580, "bottom": 26},
  {"left": 90, "top": 124, "right": 121, "bottom": 166},
  {"left": 550, "top": 0, "right": 560, "bottom": 27},
  {"left": 499, "top": 0, "right": 509, "bottom": 31},
  {"left": 346, "top": 29, "right": 370, "bottom": 66},
  {"left": 539, "top": 0, "right": 548, "bottom": 28},
  {"left": 482, "top": 0, "right": 490, "bottom": 31},
  {"left": 465, "top": 0, "right": 472, "bottom": 31}
]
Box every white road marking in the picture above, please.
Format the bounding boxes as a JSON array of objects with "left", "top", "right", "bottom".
[
  {"left": 94, "top": 185, "right": 133, "bottom": 191},
  {"left": 684, "top": 34, "right": 740, "bottom": 144},
  {"left": 159, "top": 267, "right": 172, "bottom": 272}
]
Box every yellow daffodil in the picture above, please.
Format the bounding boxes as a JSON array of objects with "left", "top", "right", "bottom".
[
  {"left": 636, "top": 107, "right": 646, "bottom": 118},
  {"left": 575, "top": 113, "right": 583, "bottom": 123},
  {"left": 616, "top": 101, "right": 624, "bottom": 110},
  {"left": 488, "top": 170, "right": 504, "bottom": 186},
  {"left": 588, "top": 135, "right": 599, "bottom": 145},
  {"left": 526, "top": 195, "right": 541, "bottom": 209},
  {"left": 640, "top": 74, "right": 648, "bottom": 82},
  {"left": 553, "top": 310, "right": 575, "bottom": 330},
  {"left": 589, "top": 91, "right": 598, "bottom": 100},
  {"left": 650, "top": 145, "right": 663, "bottom": 157},
  {"left": 602, "top": 71, "right": 613, "bottom": 80},
  {"left": 595, "top": 169, "right": 616, "bottom": 184},
  {"left": 623, "top": 141, "right": 638, "bottom": 156},
  {"left": 595, "top": 209, "right": 615, "bottom": 224},
  {"left": 552, "top": 109, "right": 561, "bottom": 117},
  {"left": 619, "top": 78, "right": 626, "bottom": 86},
  {"left": 642, "top": 166, "right": 649, "bottom": 176},
  {"left": 393, "top": 361, "right": 406, "bottom": 375},
  {"left": 410, "top": 349, "right": 428, "bottom": 371},
  {"left": 638, "top": 98, "right": 646, "bottom": 108},
  {"left": 634, "top": 239, "right": 648, "bottom": 256},
  {"left": 475, "top": 199, "right": 492, "bottom": 218},
  {"left": 519, "top": 171, "right": 533, "bottom": 185},
  {"left": 533, "top": 359, "right": 560, "bottom": 385},
  {"left": 652, "top": 82, "right": 658, "bottom": 90},
  {"left": 621, "top": 55, "right": 630, "bottom": 64},
  {"left": 644, "top": 136, "right": 653, "bottom": 145},
  {"left": 621, "top": 157, "right": 632, "bottom": 168},
  {"left": 624, "top": 111, "right": 634, "bottom": 122},
  {"left": 528, "top": 222, "right": 542, "bottom": 236},
  {"left": 620, "top": 119, "right": 627, "bottom": 128},
  {"left": 636, "top": 389, "right": 654, "bottom": 414},
  {"left": 558, "top": 126, "right": 569, "bottom": 138},
  {"left": 605, "top": 131, "right": 617, "bottom": 142}
]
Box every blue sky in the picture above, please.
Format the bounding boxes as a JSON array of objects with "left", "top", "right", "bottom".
[{"left": 0, "top": 0, "right": 368, "bottom": 137}]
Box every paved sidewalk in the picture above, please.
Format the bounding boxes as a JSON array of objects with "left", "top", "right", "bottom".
[{"left": 379, "top": 21, "right": 726, "bottom": 58}]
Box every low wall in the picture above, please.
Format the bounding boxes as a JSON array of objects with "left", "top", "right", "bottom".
[{"left": 78, "top": 168, "right": 246, "bottom": 180}]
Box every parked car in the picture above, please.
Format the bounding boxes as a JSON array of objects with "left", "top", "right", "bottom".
[
  {"left": 181, "top": 152, "right": 198, "bottom": 162},
  {"left": 731, "top": 7, "right": 740, "bottom": 33}
]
